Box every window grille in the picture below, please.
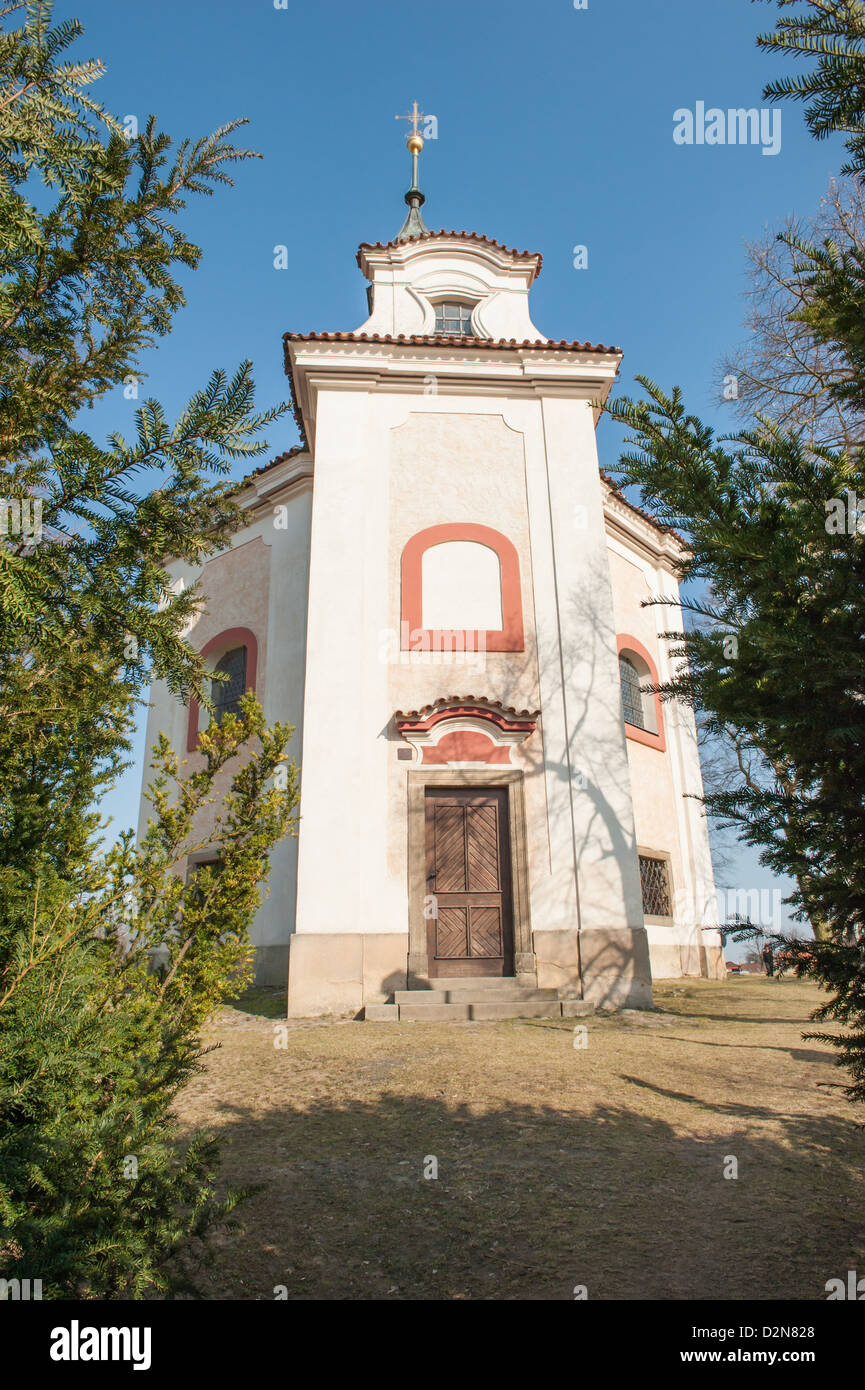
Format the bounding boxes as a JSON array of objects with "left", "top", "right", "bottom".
[
  {"left": 639, "top": 854, "right": 672, "bottom": 918},
  {"left": 619, "top": 654, "right": 645, "bottom": 729},
  {"left": 212, "top": 646, "right": 247, "bottom": 723}
]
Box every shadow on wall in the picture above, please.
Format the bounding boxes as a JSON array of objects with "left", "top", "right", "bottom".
[
  {"left": 489, "top": 573, "right": 651, "bottom": 943},
  {"left": 493, "top": 572, "right": 646, "bottom": 896},
  {"left": 496, "top": 570, "right": 717, "bottom": 996},
  {"left": 382, "top": 568, "right": 679, "bottom": 1001},
  {"left": 576, "top": 929, "right": 653, "bottom": 1010}
]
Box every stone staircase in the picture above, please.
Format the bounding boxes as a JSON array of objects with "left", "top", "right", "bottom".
[{"left": 364, "top": 976, "right": 595, "bottom": 1022}]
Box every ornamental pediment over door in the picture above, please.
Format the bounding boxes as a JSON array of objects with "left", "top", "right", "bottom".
[{"left": 395, "top": 696, "right": 539, "bottom": 767}]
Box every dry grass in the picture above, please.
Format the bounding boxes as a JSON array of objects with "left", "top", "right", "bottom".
[{"left": 173, "top": 977, "right": 865, "bottom": 1300}]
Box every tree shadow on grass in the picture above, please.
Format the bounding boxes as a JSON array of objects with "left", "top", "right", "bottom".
[
  {"left": 655, "top": 1007, "right": 818, "bottom": 1027},
  {"left": 174, "top": 1089, "right": 865, "bottom": 1302},
  {"left": 641, "top": 1035, "right": 832, "bottom": 1065}
]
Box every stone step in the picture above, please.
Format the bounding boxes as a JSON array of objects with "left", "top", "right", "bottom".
[
  {"left": 445, "top": 978, "right": 559, "bottom": 1000},
  {"left": 433, "top": 975, "right": 524, "bottom": 990},
  {"left": 468, "top": 999, "right": 562, "bottom": 1021},
  {"left": 364, "top": 1003, "right": 400, "bottom": 1022},
  {"left": 396, "top": 999, "right": 565, "bottom": 1022},
  {"left": 393, "top": 985, "right": 559, "bottom": 1006},
  {"left": 398, "top": 1002, "right": 472, "bottom": 1022},
  {"left": 393, "top": 990, "right": 448, "bottom": 1006},
  {"left": 363, "top": 986, "right": 599, "bottom": 1023}
]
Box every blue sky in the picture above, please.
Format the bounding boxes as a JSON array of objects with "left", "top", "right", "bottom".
[{"left": 73, "top": 0, "right": 839, "bottom": 948}]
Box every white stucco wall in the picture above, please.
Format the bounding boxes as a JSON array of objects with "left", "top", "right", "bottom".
[
  {"left": 605, "top": 518, "right": 721, "bottom": 973},
  {"left": 137, "top": 476, "right": 312, "bottom": 965},
  {"left": 292, "top": 380, "right": 643, "bottom": 948}
]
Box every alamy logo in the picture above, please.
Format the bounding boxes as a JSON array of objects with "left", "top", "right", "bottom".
[
  {"left": 825, "top": 490, "right": 865, "bottom": 534},
  {"left": 50, "top": 1320, "right": 152, "bottom": 1370},
  {"left": 0, "top": 497, "right": 42, "bottom": 543},
  {"left": 825, "top": 1269, "right": 865, "bottom": 1300},
  {"left": 378, "top": 621, "right": 486, "bottom": 672},
  {"left": 0, "top": 1278, "right": 42, "bottom": 1300},
  {"left": 673, "top": 102, "right": 781, "bottom": 156}
]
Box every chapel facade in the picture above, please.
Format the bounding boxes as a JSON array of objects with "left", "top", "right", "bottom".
[{"left": 138, "top": 123, "right": 724, "bottom": 1017}]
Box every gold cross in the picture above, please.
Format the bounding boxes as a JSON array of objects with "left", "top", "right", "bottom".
[{"left": 395, "top": 101, "right": 424, "bottom": 138}]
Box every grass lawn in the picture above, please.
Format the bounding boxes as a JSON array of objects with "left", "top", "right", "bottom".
[{"left": 173, "top": 977, "right": 865, "bottom": 1300}]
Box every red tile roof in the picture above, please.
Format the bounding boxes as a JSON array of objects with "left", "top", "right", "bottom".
[
  {"left": 357, "top": 230, "right": 542, "bottom": 276},
  {"left": 599, "top": 468, "right": 685, "bottom": 544},
  {"left": 284, "top": 330, "right": 621, "bottom": 355},
  {"left": 232, "top": 443, "right": 308, "bottom": 495},
  {"left": 395, "top": 696, "right": 540, "bottom": 727}
]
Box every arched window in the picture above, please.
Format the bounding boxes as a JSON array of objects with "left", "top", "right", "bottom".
[
  {"left": 212, "top": 647, "right": 247, "bottom": 723},
  {"left": 616, "top": 634, "right": 666, "bottom": 752},
  {"left": 619, "top": 655, "right": 645, "bottom": 730},
  {"left": 186, "top": 627, "right": 258, "bottom": 751}
]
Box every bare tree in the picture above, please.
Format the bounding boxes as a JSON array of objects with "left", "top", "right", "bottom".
[{"left": 719, "top": 177, "right": 865, "bottom": 449}]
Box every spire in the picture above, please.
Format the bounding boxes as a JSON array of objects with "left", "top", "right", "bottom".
[{"left": 394, "top": 100, "right": 429, "bottom": 240}]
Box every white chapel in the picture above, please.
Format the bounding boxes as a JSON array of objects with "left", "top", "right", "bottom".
[{"left": 138, "top": 112, "right": 723, "bottom": 1020}]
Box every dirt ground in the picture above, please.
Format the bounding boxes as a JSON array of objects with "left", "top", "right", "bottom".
[{"left": 172, "top": 977, "right": 865, "bottom": 1300}]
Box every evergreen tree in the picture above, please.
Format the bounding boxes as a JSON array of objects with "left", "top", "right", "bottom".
[
  {"left": 603, "top": 0, "right": 865, "bottom": 1101},
  {"left": 757, "top": 0, "right": 865, "bottom": 177},
  {"left": 0, "top": 2, "right": 298, "bottom": 1293},
  {"left": 1, "top": 696, "right": 298, "bottom": 1298}
]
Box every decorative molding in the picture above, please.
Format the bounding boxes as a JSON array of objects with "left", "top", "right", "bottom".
[
  {"left": 602, "top": 483, "right": 686, "bottom": 569},
  {"left": 357, "top": 231, "right": 543, "bottom": 284},
  {"left": 287, "top": 340, "right": 622, "bottom": 448},
  {"left": 395, "top": 696, "right": 539, "bottom": 768},
  {"left": 405, "top": 286, "right": 435, "bottom": 334},
  {"left": 401, "top": 523, "right": 525, "bottom": 652}
]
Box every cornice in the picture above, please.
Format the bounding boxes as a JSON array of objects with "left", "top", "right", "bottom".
[{"left": 601, "top": 478, "right": 688, "bottom": 570}]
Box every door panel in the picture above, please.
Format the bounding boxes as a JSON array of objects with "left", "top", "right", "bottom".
[
  {"left": 435, "top": 907, "right": 469, "bottom": 959},
  {"left": 432, "top": 805, "right": 466, "bottom": 892},
  {"left": 424, "top": 788, "right": 515, "bottom": 977}
]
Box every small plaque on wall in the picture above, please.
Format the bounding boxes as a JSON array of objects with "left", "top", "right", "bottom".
[{"left": 397, "top": 747, "right": 413, "bottom": 760}]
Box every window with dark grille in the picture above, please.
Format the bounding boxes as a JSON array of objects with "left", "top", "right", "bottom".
[
  {"left": 185, "top": 856, "right": 224, "bottom": 885},
  {"left": 434, "top": 301, "right": 474, "bottom": 336},
  {"left": 619, "top": 654, "right": 645, "bottom": 729},
  {"left": 639, "top": 854, "right": 672, "bottom": 918},
  {"left": 211, "top": 647, "right": 247, "bottom": 723}
]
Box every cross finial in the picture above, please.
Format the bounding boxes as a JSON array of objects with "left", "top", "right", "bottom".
[
  {"left": 394, "top": 99, "right": 429, "bottom": 240},
  {"left": 395, "top": 101, "right": 425, "bottom": 141}
]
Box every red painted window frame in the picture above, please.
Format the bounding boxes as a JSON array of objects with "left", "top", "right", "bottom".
[
  {"left": 617, "top": 633, "right": 666, "bottom": 752},
  {"left": 400, "top": 523, "right": 524, "bottom": 653},
  {"left": 187, "top": 626, "right": 258, "bottom": 751}
]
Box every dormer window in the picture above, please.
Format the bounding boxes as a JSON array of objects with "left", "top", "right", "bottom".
[{"left": 434, "top": 301, "right": 474, "bottom": 336}]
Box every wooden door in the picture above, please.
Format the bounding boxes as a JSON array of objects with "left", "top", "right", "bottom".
[{"left": 424, "top": 787, "right": 515, "bottom": 977}]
